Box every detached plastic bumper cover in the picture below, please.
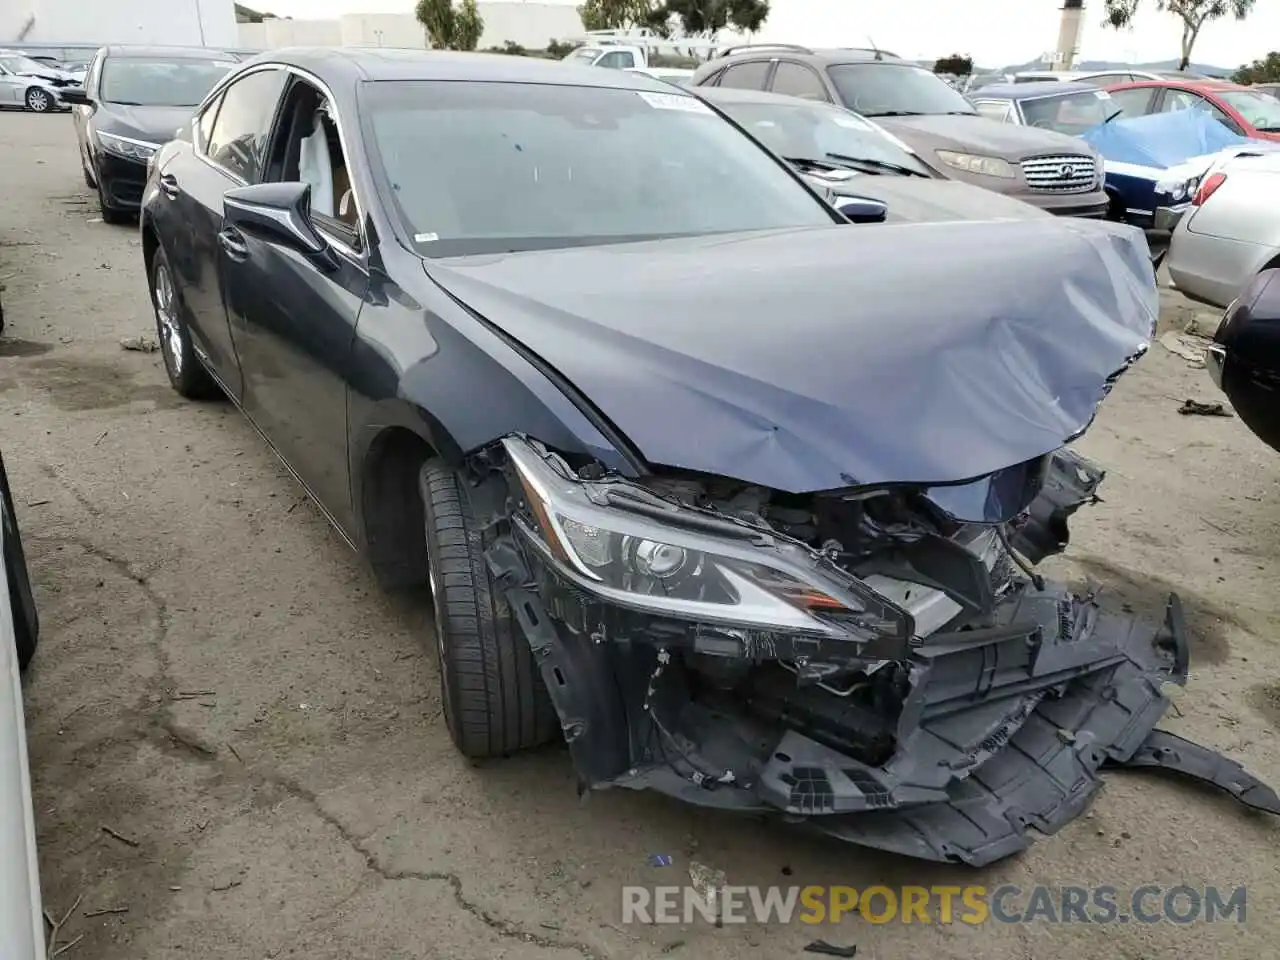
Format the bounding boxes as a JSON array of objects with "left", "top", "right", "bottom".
[{"left": 595, "top": 583, "right": 1279, "bottom": 866}]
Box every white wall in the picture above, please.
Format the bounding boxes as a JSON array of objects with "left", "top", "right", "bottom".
[
  {"left": 4, "top": 0, "right": 238, "bottom": 47},
  {"left": 239, "top": 3, "right": 585, "bottom": 52},
  {"left": 238, "top": 18, "right": 343, "bottom": 49}
]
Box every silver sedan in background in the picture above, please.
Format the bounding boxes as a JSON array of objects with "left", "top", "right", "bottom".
[{"left": 1167, "top": 151, "right": 1280, "bottom": 306}]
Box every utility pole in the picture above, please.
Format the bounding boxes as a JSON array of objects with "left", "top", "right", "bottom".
[
  {"left": 1054, "top": 0, "right": 1085, "bottom": 71},
  {"left": 194, "top": 0, "right": 207, "bottom": 45}
]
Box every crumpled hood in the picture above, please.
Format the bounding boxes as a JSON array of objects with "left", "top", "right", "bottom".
[
  {"left": 879, "top": 113, "right": 1095, "bottom": 158},
  {"left": 808, "top": 171, "right": 1050, "bottom": 222},
  {"left": 95, "top": 104, "right": 192, "bottom": 145},
  {"left": 427, "top": 218, "right": 1156, "bottom": 493}
]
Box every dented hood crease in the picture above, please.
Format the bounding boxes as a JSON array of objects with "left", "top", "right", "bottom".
[{"left": 426, "top": 219, "right": 1157, "bottom": 493}]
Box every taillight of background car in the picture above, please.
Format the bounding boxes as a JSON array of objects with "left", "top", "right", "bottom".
[{"left": 1193, "top": 173, "right": 1227, "bottom": 207}]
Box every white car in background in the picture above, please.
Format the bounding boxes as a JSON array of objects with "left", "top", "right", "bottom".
[
  {"left": 0, "top": 450, "right": 43, "bottom": 960},
  {"left": 1167, "top": 151, "right": 1280, "bottom": 306}
]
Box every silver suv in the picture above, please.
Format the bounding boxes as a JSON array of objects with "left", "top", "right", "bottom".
[{"left": 691, "top": 45, "right": 1109, "bottom": 218}]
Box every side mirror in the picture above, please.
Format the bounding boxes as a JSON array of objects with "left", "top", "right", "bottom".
[
  {"left": 60, "top": 89, "right": 90, "bottom": 106},
  {"left": 835, "top": 195, "right": 889, "bottom": 224},
  {"left": 223, "top": 181, "right": 335, "bottom": 266}
]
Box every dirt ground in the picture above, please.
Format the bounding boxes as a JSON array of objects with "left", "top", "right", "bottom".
[{"left": 2, "top": 112, "right": 1279, "bottom": 960}]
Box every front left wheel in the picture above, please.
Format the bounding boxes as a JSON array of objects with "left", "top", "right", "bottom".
[
  {"left": 148, "top": 246, "right": 218, "bottom": 399},
  {"left": 24, "top": 87, "right": 52, "bottom": 113},
  {"left": 419, "top": 459, "right": 558, "bottom": 758}
]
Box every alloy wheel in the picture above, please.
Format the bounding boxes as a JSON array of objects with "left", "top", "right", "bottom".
[
  {"left": 25, "top": 88, "right": 50, "bottom": 113},
  {"left": 153, "top": 261, "right": 184, "bottom": 378}
]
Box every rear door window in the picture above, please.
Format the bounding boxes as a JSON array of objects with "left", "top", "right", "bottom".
[
  {"left": 717, "top": 60, "right": 771, "bottom": 90},
  {"left": 1106, "top": 86, "right": 1158, "bottom": 115},
  {"left": 204, "top": 68, "right": 288, "bottom": 183},
  {"left": 974, "top": 100, "right": 1014, "bottom": 122},
  {"left": 770, "top": 61, "right": 828, "bottom": 101}
]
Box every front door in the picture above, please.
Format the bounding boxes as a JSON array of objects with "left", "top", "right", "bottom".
[
  {"left": 221, "top": 76, "right": 368, "bottom": 535},
  {"left": 166, "top": 66, "right": 290, "bottom": 400}
]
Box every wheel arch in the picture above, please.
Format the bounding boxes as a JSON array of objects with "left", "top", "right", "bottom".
[{"left": 352, "top": 399, "right": 464, "bottom": 591}]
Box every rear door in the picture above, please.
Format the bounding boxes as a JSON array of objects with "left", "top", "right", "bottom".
[
  {"left": 714, "top": 59, "right": 774, "bottom": 90},
  {"left": 768, "top": 60, "right": 831, "bottom": 102},
  {"left": 220, "top": 74, "right": 369, "bottom": 531},
  {"left": 162, "top": 66, "right": 289, "bottom": 399},
  {"left": 1106, "top": 85, "right": 1160, "bottom": 116}
]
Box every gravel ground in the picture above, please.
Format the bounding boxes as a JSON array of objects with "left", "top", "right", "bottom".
[{"left": 3, "top": 112, "right": 1280, "bottom": 960}]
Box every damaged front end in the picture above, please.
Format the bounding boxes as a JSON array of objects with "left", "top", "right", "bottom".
[{"left": 470, "top": 436, "right": 1279, "bottom": 866}]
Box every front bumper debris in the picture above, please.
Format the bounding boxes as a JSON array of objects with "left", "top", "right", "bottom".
[{"left": 483, "top": 439, "right": 1280, "bottom": 866}]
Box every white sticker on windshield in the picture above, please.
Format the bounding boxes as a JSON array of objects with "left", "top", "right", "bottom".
[
  {"left": 832, "top": 114, "right": 872, "bottom": 130},
  {"left": 1094, "top": 90, "right": 1109, "bottom": 99},
  {"left": 414, "top": 232, "right": 439, "bottom": 243},
  {"left": 636, "top": 91, "right": 713, "bottom": 114}
]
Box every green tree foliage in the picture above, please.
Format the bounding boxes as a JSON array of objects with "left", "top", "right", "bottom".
[
  {"left": 415, "top": 0, "right": 485, "bottom": 52},
  {"left": 1234, "top": 51, "right": 1280, "bottom": 84},
  {"left": 578, "top": 0, "right": 672, "bottom": 35},
  {"left": 1103, "top": 0, "right": 1256, "bottom": 70},
  {"left": 663, "top": 0, "right": 770, "bottom": 36},
  {"left": 932, "top": 54, "right": 973, "bottom": 76}
]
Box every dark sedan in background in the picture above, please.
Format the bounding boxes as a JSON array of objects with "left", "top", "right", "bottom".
[
  {"left": 64, "top": 45, "right": 237, "bottom": 223},
  {"left": 1207, "top": 269, "right": 1280, "bottom": 455}
]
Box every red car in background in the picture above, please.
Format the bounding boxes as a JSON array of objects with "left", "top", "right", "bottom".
[{"left": 1104, "top": 78, "right": 1280, "bottom": 141}]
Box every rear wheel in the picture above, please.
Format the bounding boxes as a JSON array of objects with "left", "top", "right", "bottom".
[
  {"left": 419, "top": 460, "right": 558, "bottom": 758},
  {"left": 24, "top": 87, "right": 51, "bottom": 113},
  {"left": 149, "top": 246, "right": 218, "bottom": 399}
]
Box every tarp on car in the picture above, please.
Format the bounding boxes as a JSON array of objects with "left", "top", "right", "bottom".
[{"left": 1082, "top": 107, "right": 1252, "bottom": 170}]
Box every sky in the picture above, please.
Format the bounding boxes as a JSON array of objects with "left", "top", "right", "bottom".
[{"left": 248, "top": 0, "right": 1280, "bottom": 70}]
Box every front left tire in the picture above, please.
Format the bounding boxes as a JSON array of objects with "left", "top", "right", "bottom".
[
  {"left": 24, "top": 87, "right": 52, "bottom": 113},
  {"left": 148, "top": 246, "right": 218, "bottom": 399},
  {"left": 419, "top": 459, "right": 558, "bottom": 758}
]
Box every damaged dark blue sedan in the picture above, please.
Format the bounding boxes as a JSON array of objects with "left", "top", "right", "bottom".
[{"left": 139, "top": 48, "right": 1280, "bottom": 867}]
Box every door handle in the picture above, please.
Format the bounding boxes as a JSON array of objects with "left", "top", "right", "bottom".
[
  {"left": 158, "top": 172, "right": 180, "bottom": 199},
  {"left": 217, "top": 226, "right": 248, "bottom": 261}
]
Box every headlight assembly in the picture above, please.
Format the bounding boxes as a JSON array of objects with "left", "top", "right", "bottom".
[
  {"left": 96, "top": 130, "right": 160, "bottom": 162},
  {"left": 935, "top": 150, "right": 1015, "bottom": 179},
  {"left": 502, "top": 437, "right": 913, "bottom": 647}
]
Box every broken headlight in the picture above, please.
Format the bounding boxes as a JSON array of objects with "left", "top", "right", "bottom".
[{"left": 502, "top": 437, "right": 912, "bottom": 644}]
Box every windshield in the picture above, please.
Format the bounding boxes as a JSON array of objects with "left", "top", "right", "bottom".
[
  {"left": 99, "top": 57, "right": 234, "bottom": 107},
  {"left": 712, "top": 98, "right": 933, "bottom": 176},
  {"left": 829, "top": 63, "right": 977, "bottom": 116},
  {"left": 0, "top": 55, "right": 51, "bottom": 74},
  {"left": 564, "top": 48, "right": 601, "bottom": 64},
  {"left": 1020, "top": 90, "right": 1117, "bottom": 134},
  {"left": 1218, "top": 90, "right": 1280, "bottom": 131},
  {"left": 361, "top": 81, "right": 838, "bottom": 257}
]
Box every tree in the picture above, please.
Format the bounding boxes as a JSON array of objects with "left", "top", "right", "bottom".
[
  {"left": 415, "top": 0, "right": 484, "bottom": 52},
  {"left": 578, "top": 0, "right": 671, "bottom": 35},
  {"left": 932, "top": 54, "right": 973, "bottom": 76},
  {"left": 1234, "top": 51, "right": 1280, "bottom": 84},
  {"left": 663, "top": 0, "right": 771, "bottom": 37},
  {"left": 1102, "top": 0, "right": 1256, "bottom": 71}
]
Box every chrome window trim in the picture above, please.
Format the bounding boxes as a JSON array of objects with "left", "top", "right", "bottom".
[{"left": 193, "top": 61, "right": 367, "bottom": 264}]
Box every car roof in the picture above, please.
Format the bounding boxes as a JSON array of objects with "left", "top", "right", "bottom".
[
  {"left": 694, "top": 85, "right": 844, "bottom": 109},
  {"left": 240, "top": 46, "right": 687, "bottom": 91},
  {"left": 1106, "top": 77, "right": 1241, "bottom": 92},
  {"left": 101, "top": 44, "right": 238, "bottom": 60},
  {"left": 974, "top": 81, "right": 1102, "bottom": 99},
  {"left": 703, "top": 47, "right": 910, "bottom": 69}
]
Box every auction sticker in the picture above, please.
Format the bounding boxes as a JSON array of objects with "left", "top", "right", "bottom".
[{"left": 636, "top": 91, "right": 714, "bottom": 114}]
